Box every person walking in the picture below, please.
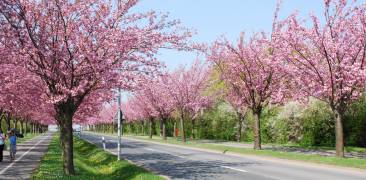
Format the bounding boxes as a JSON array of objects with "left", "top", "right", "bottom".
[
  {"left": 9, "top": 130, "right": 16, "bottom": 161},
  {"left": 0, "top": 129, "right": 5, "bottom": 162}
]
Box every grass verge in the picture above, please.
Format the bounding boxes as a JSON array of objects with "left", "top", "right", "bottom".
[
  {"left": 91, "top": 132, "right": 366, "bottom": 170},
  {"left": 32, "top": 135, "right": 164, "bottom": 180}
]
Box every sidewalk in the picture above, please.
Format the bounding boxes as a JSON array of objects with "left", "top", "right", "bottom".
[
  {"left": 0, "top": 132, "right": 53, "bottom": 180},
  {"left": 121, "top": 133, "right": 366, "bottom": 159},
  {"left": 205, "top": 141, "right": 366, "bottom": 158}
]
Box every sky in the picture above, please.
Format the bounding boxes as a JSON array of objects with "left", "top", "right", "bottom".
[{"left": 130, "top": 0, "right": 329, "bottom": 70}]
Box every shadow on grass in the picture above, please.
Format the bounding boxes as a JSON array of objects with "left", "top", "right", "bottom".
[{"left": 32, "top": 136, "right": 163, "bottom": 180}]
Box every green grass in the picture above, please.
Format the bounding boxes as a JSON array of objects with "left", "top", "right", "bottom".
[
  {"left": 32, "top": 135, "right": 164, "bottom": 180},
  {"left": 92, "top": 132, "right": 366, "bottom": 170}
]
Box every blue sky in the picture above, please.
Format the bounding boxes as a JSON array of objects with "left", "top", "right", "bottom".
[{"left": 131, "top": 0, "right": 331, "bottom": 70}]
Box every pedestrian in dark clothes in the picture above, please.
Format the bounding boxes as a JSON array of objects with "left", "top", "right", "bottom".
[{"left": 0, "top": 129, "right": 5, "bottom": 162}]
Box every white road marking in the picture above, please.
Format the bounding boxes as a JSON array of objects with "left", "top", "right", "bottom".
[
  {"left": 84, "top": 134, "right": 187, "bottom": 160},
  {"left": 220, "top": 166, "right": 248, "bottom": 173},
  {"left": 0, "top": 134, "right": 49, "bottom": 175}
]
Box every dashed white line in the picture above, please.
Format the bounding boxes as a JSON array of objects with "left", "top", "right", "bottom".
[{"left": 220, "top": 166, "right": 248, "bottom": 173}]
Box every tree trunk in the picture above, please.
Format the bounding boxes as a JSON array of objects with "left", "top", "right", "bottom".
[
  {"left": 25, "top": 122, "right": 27, "bottom": 135},
  {"left": 55, "top": 101, "right": 76, "bottom": 175},
  {"left": 141, "top": 121, "right": 144, "bottom": 135},
  {"left": 191, "top": 119, "right": 195, "bottom": 139},
  {"left": 334, "top": 109, "right": 345, "bottom": 157},
  {"left": 180, "top": 113, "right": 186, "bottom": 143},
  {"left": 6, "top": 112, "right": 11, "bottom": 131},
  {"left": 58, "top": 113, "right": 75, "bottom": 175},
  {"left": 159, "top": 119, "right": 163, "bottom": 137},
  {"left": 253, "top": 111, "right": 261, "bottom": 150},
  {"left": 173, "top": 121, "right": 176, "bottom": 138},
  {"left": 149, "top": 118, "right": 153, "bottom": 139},
  {"left": 20, "top": 121, "right": 24, "bottom": 134},
  {"left": 0, "top": 113, "right": 2, "bottom": 130},
  {"left": 237, "top": 112, "right": 243, "bottom": 142},
  {"left": 162, "top": 118, "right": 167, "bottom": 140},
  {"left": 14, "top": 119, "right": 18, "bottom": 130}
]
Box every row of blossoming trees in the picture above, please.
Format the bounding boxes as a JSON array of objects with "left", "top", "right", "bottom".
[
  {"left": 0, "top": 0, "right": 193, "bottom": 175},
  {"left": 113, "top": 0, "right": 366, "bottom": 159},
  {"left": 0, "top": 0, "right": 365, "bottom": 176}
]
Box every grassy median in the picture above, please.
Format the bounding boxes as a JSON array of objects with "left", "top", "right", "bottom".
[
  {"left": 32, "top": 135, "right": 164, "bottom": 180},
  {"left": 104, "top": 133, "right": 366, "bottom": 170}
]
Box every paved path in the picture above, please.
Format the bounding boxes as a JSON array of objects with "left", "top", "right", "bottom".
[
  {"left": 129, "top": 137, "right": 366, "bottom": 159},
  {"left": 204, "top": 141, "right": 366, "bottom": 158},
  {"left": 81, "top": 132, "right": 366, "bottom": 180},
  {"left": 0, "top": 132, "right": 53, "bottom": 180}
]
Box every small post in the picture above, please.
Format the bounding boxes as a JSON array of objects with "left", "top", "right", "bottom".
[
  {"left": 102, "top": 136, "right": 106, "bottom": 150},
  {"left": 117, "top": 88, "right": 121, "bottom": 161}
]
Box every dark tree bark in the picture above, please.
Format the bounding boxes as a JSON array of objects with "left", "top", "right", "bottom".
[
  {"left": 180, "top": 113, "right": 186, "bottom": 143},
  {"left": 25, "top": 122, "right": 27, "bottom": 135},
  {"left": 190, "top": 119, "right": 195, "bottom": 139},
  {"left": 159, "top": 119, "right": 163, "bottom": 137},
  {"left": 253, "top": 109, "right": 262, "bottom": 150},
  {"left": 141, "top": 121, "right": 144, "bottom": 135},
  {"left": 0, "top": 112, "right": 2, "bottom": 130},
  {"left": 55, "top": 100, "right": 77, "bottom": 175},
  {"left": 20, "top": 121, "right": 24, "bottom": 134},
  {"left": 237, "top": 112, "right": 244, "bottom": 142},
  {"left": 14, "top": 119, "right": 18, "bottom": 130},
  {"left": 6, "top": 112, "right": 11, "bottom": 131},
  {"left": 173, "top": 121, "right": 176, "bottom": 138},
  {"left": 162, "top": 118, "right": 167, "bottom": 140},
  {"left": 149, "top": 118, "right": 153, "bottom": 139}
]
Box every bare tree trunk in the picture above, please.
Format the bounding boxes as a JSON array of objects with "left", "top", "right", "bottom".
[
  {"left": 191, "top": 119, "right": 195, "bottom": 139},
  {"left": 25, "top": 122, "right": 27, "bottom": 135},
  {"left": 14, "top": 119, "right": 18, "bottom": 130},
  {"left": 149, "top": 118, "right": 153, "bottom": 139},
  {"left": 59, "top": 117, "right": 75, "bottom": 175},
  {"left": 159, "top": 119, "right": 163, "bottom": 137},
  {"left": 253, "top": 111, "right": 261, "bottom": 150},
  {"left": 55, "top": 101, "right": 76, "bottom": 175},
  {"left": 180, "top": 113, "right": 186, "bottom": 143},
  {"left": 141, "top": 121, "right": 144, "bottom": 135},
  {"left": 0, "top": 112, "right": 2, "bottom": 130},
  {"left": 20, "top": 121, "right": 24, "bottom": 134},
  {"left": 173, "top": 121, "right": 176, "bottom": 138},
  {"left": 6, "top": 112, "right": 11, "bottom": 131},
  {"left": 334, "top": 109, "right": 344, "bottom": 157},
  {"left": 162, "top": 118, "right": 167, "bottom": 140},
  {"left": 237, "top": 112, "right": 243, "bottom": 142}
]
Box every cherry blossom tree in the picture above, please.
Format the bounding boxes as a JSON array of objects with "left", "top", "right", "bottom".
[
  {"left": 207, "top": 31, "right": 289, "bottom": 149},
  {"left": 135, "top": 75, "right": 175, "bottom": 140},
  {"left": 165, "top": 60, "right": 213, "bottom": 142},
  {"left": 0, "top": 0, "right": 191, "bottom": 174},
  {"left": 225, "top": 88, "right": 247, "bottom": 142},
  {"left": 278, "top": 0, "right": 366, "bottom": 157},
  {"left": 0, "top": 61, "right": 52, "bottom": 132},
  {"left": 128, "top": 94, "right": 157, "bottom": 138}
]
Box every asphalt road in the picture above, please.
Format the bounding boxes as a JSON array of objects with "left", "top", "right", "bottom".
[{"left": 81, "top": 132, "right": 366, "bottom": 180}]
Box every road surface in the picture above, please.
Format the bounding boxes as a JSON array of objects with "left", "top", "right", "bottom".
[
  {"left": 81, "top": 132, "right": 366, "bottom": 180},
  {"left": 0, "top": 132, "right": 53, "bottom": 180}
]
